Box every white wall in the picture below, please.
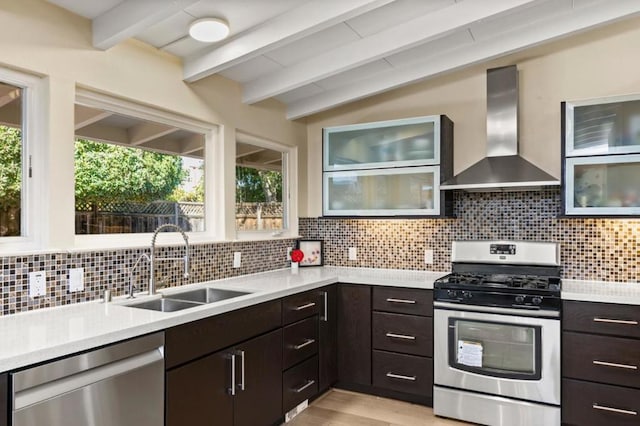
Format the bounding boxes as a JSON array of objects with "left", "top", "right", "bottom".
[
  {"left": 304, "top": 17, "right": 640, "bottom": 217},
  {"left": 0, "top": 0, "right": 306, "bottom": 249}
]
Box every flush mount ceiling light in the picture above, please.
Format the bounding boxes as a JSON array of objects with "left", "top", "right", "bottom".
[{"left": 188, "top": 18, "right": 230, "bottom": 43}]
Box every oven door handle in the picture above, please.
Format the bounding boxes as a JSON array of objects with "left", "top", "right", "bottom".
[{"left": 433, "top": 301, "right": 560, "bottom": 318}]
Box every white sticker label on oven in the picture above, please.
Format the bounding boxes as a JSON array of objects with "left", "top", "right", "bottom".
[{"left": 457, "top": 340, "right": 483, "bottom": 367}]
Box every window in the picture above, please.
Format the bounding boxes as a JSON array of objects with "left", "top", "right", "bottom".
[
  {"left": 0, "top": 82, "right": 23, "bottom": 237},
  {"left": 74, "top": 91, "right": 211, "bottom": 238},
  {"left": 235, "top": 133, "right": 297, "bottom": 238},
  {"left": 0, "top": 68, "right": 44, "bottom": 250}
]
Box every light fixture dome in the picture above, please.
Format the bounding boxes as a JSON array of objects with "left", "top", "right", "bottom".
[{"left": 189, "top": 18, "right": 230, "bottom": 43}]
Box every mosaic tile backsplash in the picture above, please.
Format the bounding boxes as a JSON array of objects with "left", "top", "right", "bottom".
[
  {"left": 300, "top": 189, "right": 639, "bottom": 283},
  {"left": 0, "top": 239, "right": 296, "bottom": 316}
]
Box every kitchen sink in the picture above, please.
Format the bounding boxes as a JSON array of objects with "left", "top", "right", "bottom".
[
  {"left": 126, "top": 288, "right": 251, "bottom": 312},
  {"left": 167, "top": 288, "right": 251, "bottom": 304},
  {"left": 127, "top": 298, "right": 203, "bottom": 312}
]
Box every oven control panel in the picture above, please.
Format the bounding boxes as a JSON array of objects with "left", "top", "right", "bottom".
[{"left": 490, "top": 244, "right": 516, "bottom": 255}]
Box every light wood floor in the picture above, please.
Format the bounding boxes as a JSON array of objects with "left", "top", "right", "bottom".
[{"left": 287, "top": 389, "right": 471, "bottom": 426}]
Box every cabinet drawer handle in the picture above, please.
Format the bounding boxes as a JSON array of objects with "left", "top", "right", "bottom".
[
  {"left": 228, "top": 353, "right": 236, "bottom": 396},
  {"left": 386, "top": 372, "right": 416, "bottom": 381},
  {"left": 293, "top": 339, "right": 316, "bottom": 350},
  {"left": 293, "top": 379, "right": 315, "bottom": 393},
  {"left": 386, "top": 298, "right": 416, "bottom": 304},
  {"left": 593, "top": 360, "right": 638, "bottom": 370},
  {"left": 386, "top": 332, "right": 416, "bottom": 340},
  {"left": 593, "top": 403, "right": 637, "bottom": 416},
  {"left": 593, "top": 317, "right": 638, "bottom": 325},
  {"left": 322, "top": 291, "right": 328, "bottom": 322},
  {"left": 294, "top": 302, "right": 316, "bottom": 311}
]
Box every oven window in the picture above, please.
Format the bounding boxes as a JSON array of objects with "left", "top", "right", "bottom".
[{"left": 448, "top": 318, "right": 542, "bottom": 380}]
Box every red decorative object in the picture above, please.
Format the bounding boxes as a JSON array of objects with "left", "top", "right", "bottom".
[{"left": 291, "top": 249, "right": 304, "bottom": 263}]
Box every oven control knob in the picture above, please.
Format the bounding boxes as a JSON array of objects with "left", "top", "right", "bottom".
[
  {"left": 463, "top": 291, "right": 472, "bottom": 299},
  {"left": 532, "top": 297, "right": 543, "bottom": 305},
  {"left": 447, "top": 290, "right": 458, "bottom": 298},
  {"left": 515, "top": 295, "right": 525, "bottom": 304}
]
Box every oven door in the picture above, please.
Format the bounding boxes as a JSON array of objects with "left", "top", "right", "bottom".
[{"left": 434, "top": 303, "right": 560, "bottom": 405}]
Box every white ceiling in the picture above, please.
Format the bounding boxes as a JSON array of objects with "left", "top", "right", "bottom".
[{"left": 47, "top": 0, "right": 640, "bottom": 120}]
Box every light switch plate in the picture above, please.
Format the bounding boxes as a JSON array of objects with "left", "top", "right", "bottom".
[
  {"left": 233, "top": 252, "right": 242, "bottom": 268},
  {"left": 348, "top": 247, "right": 357, "bottom": 261},
  {"left": 425, "top": 249, "right": 434, "bottom": 265},
  {"left": 29, "top": 271, "right": 46, "bottom": 297},
  {"left": 68, "top": 268, "right": 84, "bottom": 292}
]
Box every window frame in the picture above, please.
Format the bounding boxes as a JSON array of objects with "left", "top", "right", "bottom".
[
  {"left": 0, "top": 68, "right": 46, "bottom": 253},
  {"left": 235, "top": 131, "right": 298, "bottom": 241},
  {"left": 73, "top": 89, "right": 220, "bottom": 250}
]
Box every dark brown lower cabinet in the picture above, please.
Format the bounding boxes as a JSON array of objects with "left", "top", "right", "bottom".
[
  {"left": 1, "top": 373, "right": 7, "bottom": 426},
  {"left": 372, "top": 350, "right": 432, "bottom": 397},
  {"left": 337, "top": 284, "right": 372, "bottom": 386},
  {"left": 563, "top": 378, "right": 640, "bottom": 426},
  {"left": 319, "top": 284, "right": 338, "bottom": 392},
  {"left": 166, "top": 329, "right": 282, "bottom": 426}
]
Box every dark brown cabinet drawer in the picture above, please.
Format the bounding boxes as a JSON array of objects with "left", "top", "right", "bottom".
[
  {"left": 563, "top": 301, "right": 640, "bottom": 338},
  {"left": 283, "top": 290, "right": 321, "bottom": 325},
  {"left": 283, "top": 355, "right": 318, "bottom": 413},
  {"left": 165, "top": 300, "right": 281, "bottom": 369},
  {"left": 372, "top": 350, "right": 432, "bottom": 397},
  {"left": 372, "top": 312, "right": 432, "bottom": 357},
  {"left": 563, "top": 332, "right": 640, "bottom": 388},
  {"left": 563, "top": 378, "right": 640, "bottom": 426},
  {"left": 373, "top": 287, "right": 432, "bottom": 317},
  {"left": 283, "top": 316, "right": 318, "bottom": 370}
]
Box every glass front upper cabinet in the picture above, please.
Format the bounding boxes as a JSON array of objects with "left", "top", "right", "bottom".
[
  {"left": 322, "top": 115, "right": 453, "bottom": 217},
  {"left": 563, "top": 94, "right": 640, "bottom": 216},
  {"left": 323, "top": 116, "right": 440, "bottom": 171},
  {"left": 565, "top": 95, "right": 640, "bottom": 157},
  {"left": 565, "top": 154, "right": 640, "bottom": 215},
  {"left": 323, "top": 167, "right": 440, "bottom": 216}
]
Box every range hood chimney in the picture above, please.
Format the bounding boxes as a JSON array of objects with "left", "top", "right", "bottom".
[{"left": 441, "top": 65, "right": 560, "bottom": 191}]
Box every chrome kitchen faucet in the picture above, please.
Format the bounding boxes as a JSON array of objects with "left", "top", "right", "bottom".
[{"left": 128, "top": 224, "right": 190, "bottom": 298}]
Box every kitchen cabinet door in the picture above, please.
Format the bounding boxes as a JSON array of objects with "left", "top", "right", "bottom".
[
  {"left": 234, "top": 329, "right": 283, "bottom": 426},
  {"left": 319, "top": 285, "right": 338, "bottom": 392},
  {"left": 166, "top": 350, "right": 233, "bottom": 426},
  {"left": 337, "top": 284, "right": 372, "bottom": 386},
  {"left": 1, "top": 373, "right": 7, "bottom": 426}
]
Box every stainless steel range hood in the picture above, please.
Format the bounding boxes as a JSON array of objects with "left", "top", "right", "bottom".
[{"left": 441, "top": 65, "right": 559, "bottom": 191}]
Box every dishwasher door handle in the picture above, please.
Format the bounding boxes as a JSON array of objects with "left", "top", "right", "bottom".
[{"left": 14, "top": 348, "right": 163, "bottom": 410}]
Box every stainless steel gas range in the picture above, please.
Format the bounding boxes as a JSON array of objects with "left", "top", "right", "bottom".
[{"left": 433, "top": 240, "right": 561, "bottom": 426}]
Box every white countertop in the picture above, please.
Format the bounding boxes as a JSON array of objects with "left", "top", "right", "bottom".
[
  {"left": 0, "top": 266, "right": 443, "bottom": 372},
  {"left": 561, "top": 279, "right": 640, "bottom": 305}
]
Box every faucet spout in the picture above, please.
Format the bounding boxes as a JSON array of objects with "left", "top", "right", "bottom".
[
  {"left": 128, "top": 253, "right": 150, "bottom": 298},
  {"left": 149, "top": 224, "right": 190, "bottom": 295}
]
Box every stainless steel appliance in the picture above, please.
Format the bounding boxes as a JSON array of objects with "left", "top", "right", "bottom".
[
  {"left": 433, "top": 241, "right": 561, "bottom": 426},
  {"left": 12, "top": 332, "right": 164, "bottom": 426}
]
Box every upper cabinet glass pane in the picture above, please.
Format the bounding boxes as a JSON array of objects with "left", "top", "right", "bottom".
[
  {"left": 323, "top": 116, "right": 440, "bottom": 171},
  {"left": 567, "top": 97, "right": 640, "bottom": 156}
]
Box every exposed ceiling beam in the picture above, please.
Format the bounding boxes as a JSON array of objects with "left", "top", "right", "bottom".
[
  {"left": 76, "top": 123, "right": 128, "bottom": 144},
  {"left": 287, "top": 0, "right": 640, "bottom": 119},
  {"left": 183, "top": 0, "right": 394, "bottom": 82},
  {"left": 74, "top": 106, "right": 113, "bottom": 131},
  {"left": 0, "top": 89, "right": 20, "bottom": 109},
  {"left": 92, "top": 0, "right": 199, "bottom": 50},
  {"left": 236, "top": 160, "right": 282, "bottom": 172},
  {"left": 237, "top": 147, "right": 266, "bottom": 158},
  {"left": 128, "top": 121, "right": 179, "bottom": 145},
  {"left": 138, "top": 136, "right": 182, "bottom": 156},
  {"left": 242, "top": 0, "right": 541, "bottom": 104},
  {"left": 180, "top": 134, "right": 205, "bottom": 155}
]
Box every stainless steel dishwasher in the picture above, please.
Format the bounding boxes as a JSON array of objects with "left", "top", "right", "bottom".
[{"left": 12, "top": 332, "right": 164, "bottom": 426}]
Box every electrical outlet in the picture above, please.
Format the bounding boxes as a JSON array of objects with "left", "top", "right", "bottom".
[
  {"left": 348, "top": 247, "right": 357, "bottom": 261},
  {"left": 68, "top": 268, "right": 84, "bottom": 292},
  {"left": 29, "top": 271, "right": 47, "bottom": 297},
  {"left": 287, "top": 247, "right": 293, "bottom": 260},
  {"left": 424, "top": 249, "right": 434, "bottom": 265},
  {"left": 233, "top": 252, "right": 242, "bottom": 268}
]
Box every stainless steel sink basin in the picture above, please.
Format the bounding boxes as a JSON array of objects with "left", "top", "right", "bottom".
[
  {"left": 127, "top": 298, "right": 203, "bottom": 312},
  {"left": 167, "top": 288, "right": 250, "bottom": 304}
]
